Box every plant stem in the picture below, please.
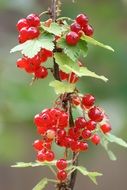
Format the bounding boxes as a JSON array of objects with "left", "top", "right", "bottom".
[{"left": 50, "top": 0, "right": 79, "bottom": 189}]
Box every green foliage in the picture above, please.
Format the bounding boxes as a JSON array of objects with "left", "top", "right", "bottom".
[
  {"left": 81, "top": 35, "right": 114, "bottom": 52},
  {"left": 75, "top": 166, "right": 102, "bottom": 185},
  {"left": 32, "top": 178, "right": 48, "bottom": 190},
  {"left": 101, "top": 136, "right": 117, "bottom": 161},
  {"left": 49, "top": 80, "right": 75, "bottom": 94},
  {"left": 10, "top": 33, "right": 54, "bottom": 58},
  {"left": 106, "top": 133, "right": 127, "bottom": 147},
  {"left": 57, "top": 38, "right": 88, "bottom": 62},
  {"left": 41, "top": 22, "right": 67, "bottom": 36},
  {"left": 54, "top": 52, "right": 108, "bottom": 82}
]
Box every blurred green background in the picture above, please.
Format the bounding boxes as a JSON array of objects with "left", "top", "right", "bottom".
[{"left": 0, "top": 0, "right": 127, "bottom": 189}]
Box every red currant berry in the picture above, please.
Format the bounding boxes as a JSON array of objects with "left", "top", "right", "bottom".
[
  {"left": 57, "top": 170, "right": 67, "bottom": 181},
  {"left": 19, "top": 27, "right": 29, "bottom": 41},
  {"left": 34, "top": 66, "right": 48, "bottom": 79},
  {"left": 59, "top": 112, "right": 68, "bottom": 128},
  {"left": 44, "top": 49, "right": 53, "bottom": 57},
  {"left": 76, "top": 14, "right": 88, "bottom": 27},
  {"left": 66, "top": 31, "right": 79, "bottom": 46},
  {"left": 70, "top": 140, "right": 80, "bottom": 152},
  {"left": 83, "top": 24, "right": 94, "bottom": 37},
  {"left": 37, "top": 151, "right": 46, "bottom": 162},
  {"left": 70, "top": 22, "right": 82, "bottom": 33},
  {"left": 59, "top": 70, "right": 69, "bottom": 81},
  {"left": 82, "top": 129, "right": 91, "bottom": 139},
  {"left": 56, "top": 129, "right": 66, "bottom": 139},
  {"left": 33, "top": 140, "right": 43, "bottom": 151},
  {"left": 27, "top": 27, "right": 40, "bottom": 39},
  {"left": 16, "top": 18, "right": 28, "bottom": 31},
  {"left": 16, "top": 58, "right": 27, "bottom": 69},
  {"left": 45, "top": 151, "right": 55, "bottom": 161},
  {"left": 100, "top": 123, "right": 111, "bottom": 134},
  {"left": 82, "top": 94, "right": 95, "bottom": 108},
  {"left": 91, "top": 134, "right": 100, "bottom": 145},
  {"left": 79, "top": 142, "right": 88, "bottom": 151},
  {"left": 75, "top": 117, "right": 87, "bottom": 129},
  {"left": 88, "top": 106, "right": 104, "bottom": 122},
  {"left": 26, "top": 13, "right": 40, "bottom": 27},
  {"left": 56, "top": 159, "right": 67, "bottom": 170},
  {"left": 86, "top": 120, "right": 96, "bottom": 131}
]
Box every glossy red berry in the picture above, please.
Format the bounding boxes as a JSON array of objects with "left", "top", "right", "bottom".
[
  {"left": 82, "top": 129, "right": 91, "bottom": 139},
  {"left": 79, "top": 142, "right": 88, "bottom": 151},
  {"left": 27, "top": 27, "right": 40, "bottom": 39},
  {"left": 16, "top": 18, "right": 28, "bottom": 31},
  {"left": 34, "top": 66, "right": 48, "bottom": 79},
  {"left": 33, "top": 140, "right": 43, "bottom": 151},
  {"left": 56, "top": 159, "right": 67, "bottom": 170},
  {"left": 91, "top": 134, "right": 100, "bottom": 145},
  {"left": 83, "top": 24, "right": 94, "bottom": 37},
  {"left": 86, "top": 120, "right": 96, "bottom": 131},
  {"left": 59, "top": 70, "right": 69, "bottom": 80},
  {"left": 26, "top": 13, "right": 40, "bottom": 27},
  {"left": 37, "top": 151, "right": 46, "bottom": 162},
  {"left": 100, "top": 123, "right": 111, "bottom": 134},
  {"left": 88, "top": 106, "right": 104, "bottom": 122},
  {"left": 82, "top": 94, "right": 95, "bottom": 108},
  {"left": 66, "top": 31, "right": 79, "bottom": 46},
  {"left": 76, "top": 14, "right": 88, "bottom": 27},
  {"left": 70, "top": 22, "right": 82, "bottom": 33},
  {"left": 45, "top": 151, "right": 55, "bottom": 161},
  {"left": 56, "top": 129, "right": 66, "bottom": 138},
  {"left": 57, "top": 170, "right": 67, "bottom": 181},
  {"left": 75, "top": 117, "right": 87, "bottom": 129},
  {"left": 16, "top": 58, "right": 27, "bottom": 68}
]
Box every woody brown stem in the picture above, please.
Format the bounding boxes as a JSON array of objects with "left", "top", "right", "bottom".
[{"left": 50, "top": 1, "right": 79, "bottom": 189}]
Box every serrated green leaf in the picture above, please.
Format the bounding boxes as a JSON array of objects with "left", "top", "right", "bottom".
[
  {"left": 101, "top": 137, "right": 117, "bottom": 161},
  {"left": 32, "top": 178, "right": 48, "bottom": 190},
  {"left": 81, "top": 35, "right": 114, "bottom": 52},
  {"left": 76, "top": 166, "right": 102, "bottom": 185},
  {"left": 54, "top": 52, "right": 108, "bottom": 82},
  {"left": 41, "top": 22, "right": 67, "bottom": 36},
  {"left": 49, "top": 80, "right": 75, "bottom": 94},
  {"left": 57, "top": 38, "right": 88, "bottom": 62},
  {"left": 10, "top": 33, "right": 54, "bottom": 58},
  {"left": 106, "top": 133, "right": 127, "bottom": 148}
]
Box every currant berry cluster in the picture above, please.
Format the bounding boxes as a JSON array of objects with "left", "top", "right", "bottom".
[
  {"left": 71, "top": 93, "right": 112, "bottom": 145},
  {"left": 16, "top": 13, "right": 40, "bottom": 43},
  {"left": 66, "top": 13, "right": 94, "bottom": 46},
  {"left": 16, "top": 49, "right": 52, "bottom": 78}
]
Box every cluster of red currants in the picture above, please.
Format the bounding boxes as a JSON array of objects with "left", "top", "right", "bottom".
[
  {"left": 16, "top": 49, "right": 52, "bottom": 78},
  {"left": 16, "top": 13, "right": 40, "bottom": 43},
  {"left": 66, "top": 13, "right": 94, "bottom": 46},
  {"left": 71, "top": 93, "right": 112, "bottom": 145}
]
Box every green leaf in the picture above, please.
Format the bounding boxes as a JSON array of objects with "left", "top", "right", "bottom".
[
  {"left": 11, "top": 160, "right": 61, "bottom": 168},
  {"left": 106, "top": 133, "right": 127, "bottom": 148},
  {"left": 41, "top": 22, "right": 67, "bottom": 35},
  {"left": 10, "top": 33, "right": 54, "bottom": 58},
  {"left": 49, "top": 80, "right": 75, "bottom": 94},
  {"left": 81, "top": 35, "right": 114, "bottom": 52},
  {"left": 57, "top": 38, "right": 88, "bottom": 62},
  {"left": 76, "top": 166, "right": 102, "bottom": 185},
  {"left": 32, "top": 178, "right": 48, "bottom": 190},
  {"left": 54, "top": 52, "right": 108, "bottom": 82},
  {"left": 11, "top": 162, "right": 41, "bottom": 168},
  {"left": 101, "top": 137, "right": 117, "bottom": 161}
]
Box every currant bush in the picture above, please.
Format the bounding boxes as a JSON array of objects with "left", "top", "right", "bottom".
[{"left": 11, "top": 2, "right": 127, "bottom": 189}]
